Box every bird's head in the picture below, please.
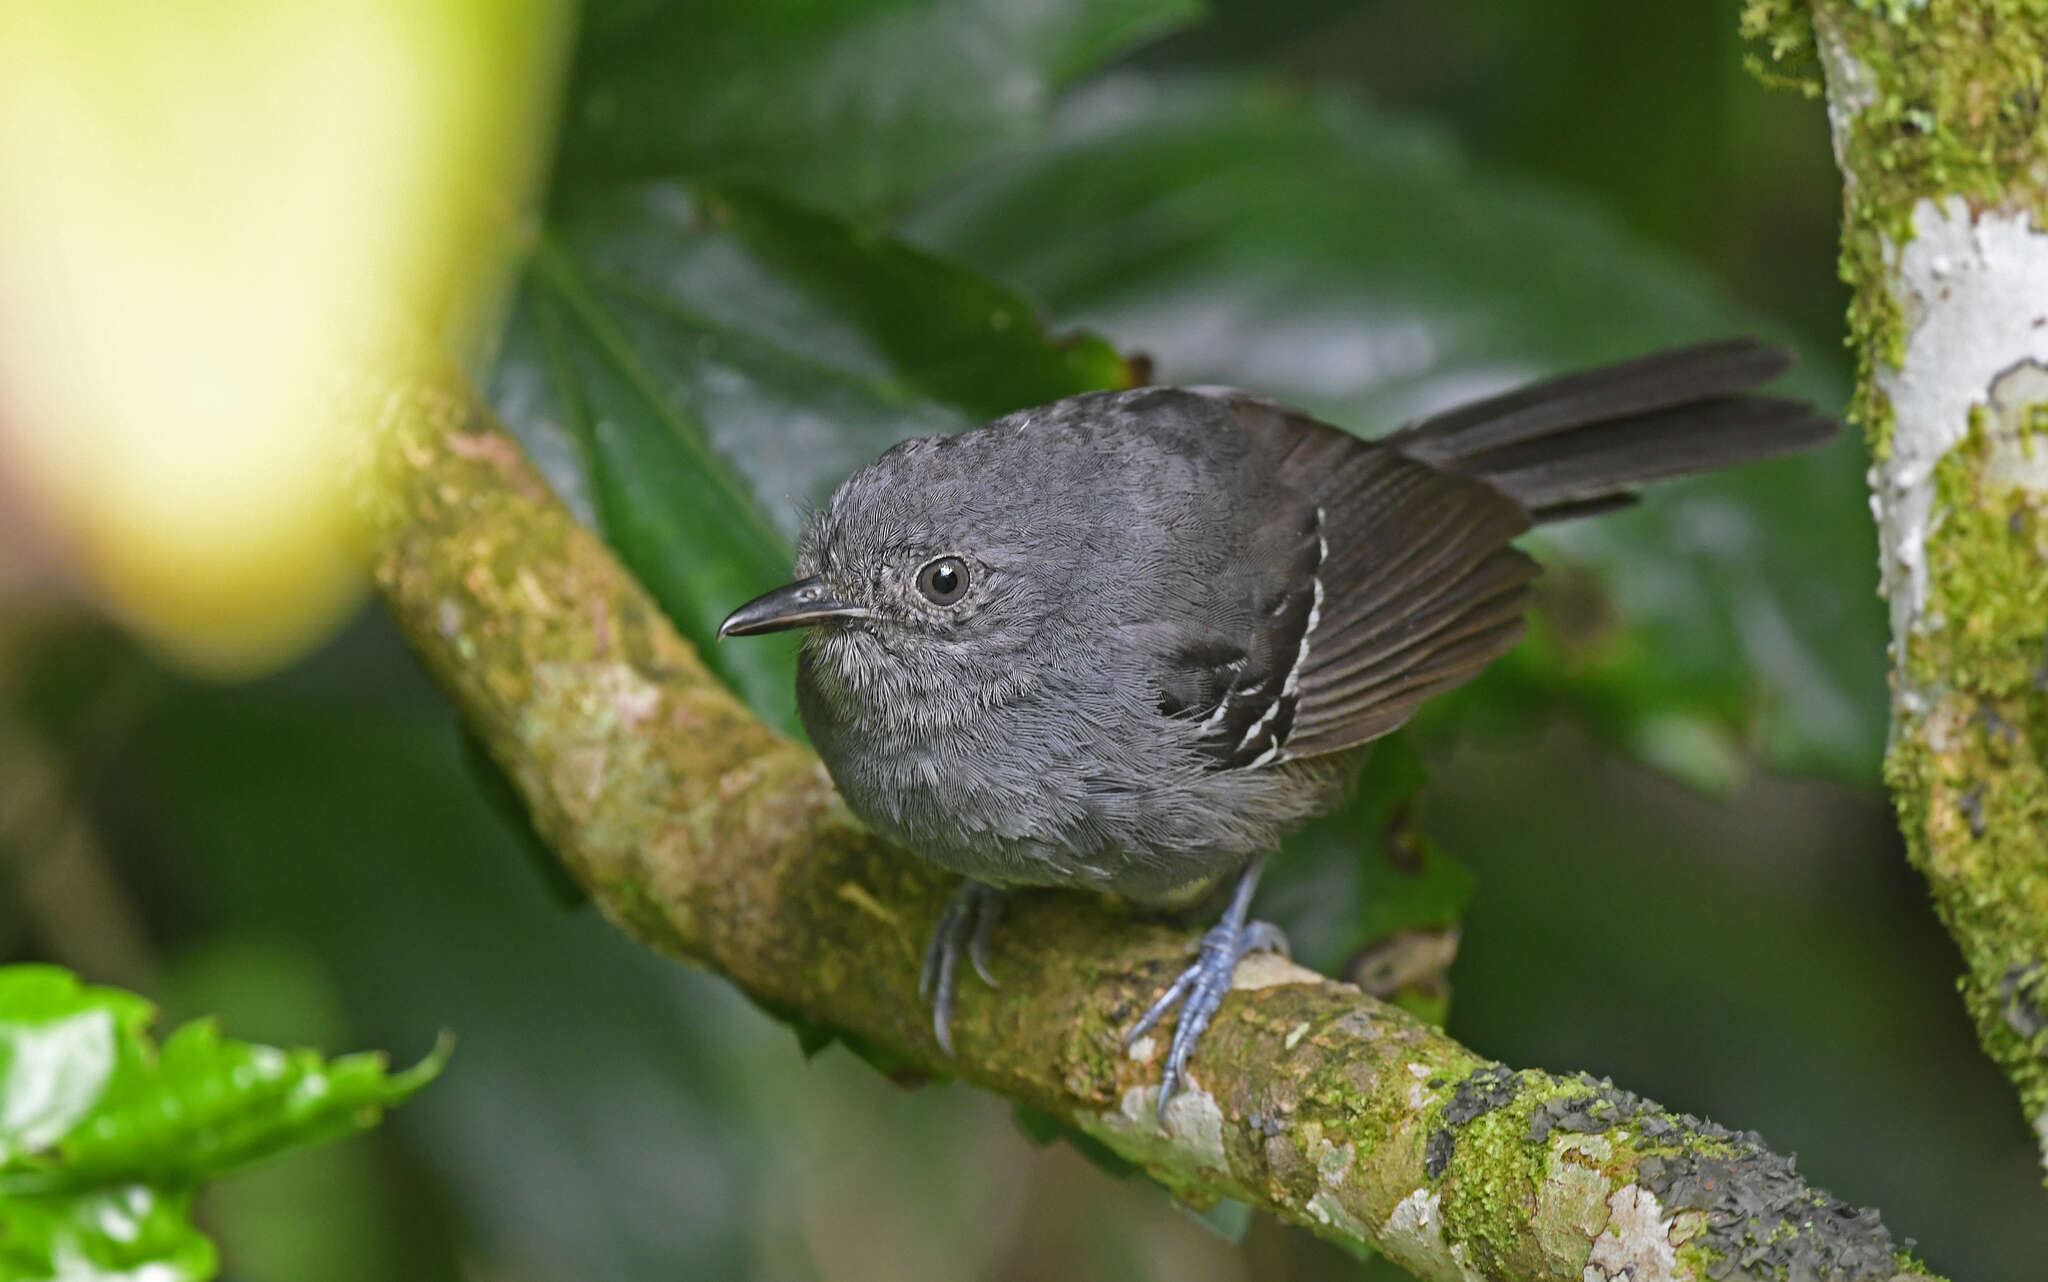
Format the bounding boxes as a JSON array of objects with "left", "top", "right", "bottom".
[{"left": 717, "top": 430, "right": 1081, "bottom": 724}]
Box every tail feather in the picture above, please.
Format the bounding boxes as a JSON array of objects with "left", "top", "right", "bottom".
[{"left": 1386, "top": 339, "right": 1836, "bottom": 521}]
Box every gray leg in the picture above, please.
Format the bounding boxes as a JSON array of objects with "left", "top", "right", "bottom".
[
  {"left": 1124, "top": 857, "right": 1287, "bottom": 1120},
  {"left": 919, "top": 880, "right": 1005, "bottom": 1054}
]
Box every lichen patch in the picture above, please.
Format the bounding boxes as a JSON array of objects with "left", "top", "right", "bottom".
[
  {"left": 1305, "top": 1190, "right": 1373, "bottom": 1240},
  {"left": 1814, "top": 21, "right": 1877, "bottom": 165},
  {"left": 1584, "top": 1184, "right": 1681, "bottom": 1282},
  {"left": 1533, "top": 1136, "right": 1613, "bottom": 1273},
  {"left": 1871, "top": 199, "right": 2048, "bottom": 663},
  {"left": 1379, "top": 1188, "right": 1487, "bottom": 1282},
  {"left": 1233, "top": 950, "right": 1321, "bottom": 991},
  {"left": 1162, "top": 1088, "right": 1227, "bottom": 1167},
  {"left": 1315, "top": 1138, "right": 1356, "bottom": 1188},
  {"left": 1406, "top": 1061, "right": 1434, "bottom": 1111},
  {"left": 1102, "top": 1083, "right": 1230, "bottom": 1174},
  {"left": 1982, "top": 360, "right": 2048, "bottom": 492}
]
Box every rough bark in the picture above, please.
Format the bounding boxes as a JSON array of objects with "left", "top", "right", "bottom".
[
  {"left": 353, "top": 353, "right": 1940, "bottom": 1280},
  {"left": 1751, "top": 0, "right": 2048, "bottom": 1169}
]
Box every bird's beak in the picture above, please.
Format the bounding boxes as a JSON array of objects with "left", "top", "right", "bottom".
[{"left": 717, "top": 577, "right": 868, "bottom": 638}]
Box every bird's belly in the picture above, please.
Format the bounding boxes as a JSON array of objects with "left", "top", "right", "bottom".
[
  {"left": 815, "top": 711, "right": 1287, "bottom": 902},
  {"left": 829, "top": 734, "right": 1109, "bottom": 889}
]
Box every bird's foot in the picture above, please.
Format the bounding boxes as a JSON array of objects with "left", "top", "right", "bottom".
[
  {"left": 919, "top": 880, "right": 1004, "bottom": 1054},
  {"left": 1125, "top": 915, "right": 1288, "bottom": 1120}
]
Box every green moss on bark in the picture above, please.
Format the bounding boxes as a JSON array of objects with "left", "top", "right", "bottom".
[
  {"left": 1921, "top": 411, "right": 2048, "bottom": 690},
  {"left": 1810, "top": 0, "right": 2048, "bottom": 457},
  {"left": 1883, "top": 407, "right": 2048, "bottom": 1126},
  {"left": 1784, "top": 0, "right": 2048, "bottom": 1164},
  {"left": 1740, "top": 1, "right": 1824, "bottom": 95}
]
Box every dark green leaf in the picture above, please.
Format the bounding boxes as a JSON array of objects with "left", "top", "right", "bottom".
[
  {"left": 709, "top": 185, "right": 1131, "bottom": 419},
  {"left": 518, "top": 237, "right": 806, "bottom": 732},
  {"left": 557, "top": 0, "right": 1203, "bottom": 215},
  {"left": 1348, "top": 742, "right": 1474, "bottom": 942}
]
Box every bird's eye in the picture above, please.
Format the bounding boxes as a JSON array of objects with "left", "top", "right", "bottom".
[{"left": 916, "top": 556, "right": 969, "bottom": 606}]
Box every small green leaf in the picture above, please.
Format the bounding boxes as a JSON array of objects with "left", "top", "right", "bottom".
[
  {"left": 0, "top": 966, "right": 444, "bottom": 1282},
  {"left": 0, "top": 1186, "right": 214, "bottom": 1282}
]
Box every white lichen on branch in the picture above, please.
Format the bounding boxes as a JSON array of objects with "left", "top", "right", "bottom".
[
  {"left": 1584, "top": 1184, "right": 1686, "bottom": 1282},
  {"left": 1868, "top": 198, "right": 2048, "bottom": 675}
]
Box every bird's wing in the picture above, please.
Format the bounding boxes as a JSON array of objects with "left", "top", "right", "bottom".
[
  {"left": 1162, "top": 392, "right": 1537, "bottom": 767},
  {"left": 1163, "top": 341, "right": 1834, "bottom": 764}
]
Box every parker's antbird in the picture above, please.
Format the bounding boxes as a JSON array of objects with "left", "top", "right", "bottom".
[{"left": 719, "top": 339, "right": 1836, "bottom": 1113}]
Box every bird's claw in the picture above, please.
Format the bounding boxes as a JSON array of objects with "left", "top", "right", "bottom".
[
  {"left": 920, "top": 881, "right": 1005, "bottom": 1054},
  {"left": 1125, "top": 916, "right": 1288, "bottom": 1122}
]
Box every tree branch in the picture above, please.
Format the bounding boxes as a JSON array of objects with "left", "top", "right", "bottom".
[
  {"left": 358, "top": 361, "right": 1941, "bottom": 1279},
  {"left": 1781, "top": 0, "right": 2048, "bottom": 1169}
]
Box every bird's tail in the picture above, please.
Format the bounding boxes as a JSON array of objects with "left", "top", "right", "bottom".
[{"left": 1384, "top": 338, "right": 1838, "bottom": 523}]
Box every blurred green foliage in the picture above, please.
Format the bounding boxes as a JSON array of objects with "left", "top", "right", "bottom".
[
  {"left": 554, "top": 0, "right": 1201, "bottom": 214},
  {"left": 6, "top": 1, "right": 2048, "bottom": 1280},
  {"left": 0, "top": 966, "right": 439, "bottom": 1281}
]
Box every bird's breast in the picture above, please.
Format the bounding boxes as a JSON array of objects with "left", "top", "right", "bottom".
[
  {"left": 799, "top": 670, "right": 1080, "bottom": 884},
  {"left": 797, "top": 645, "right": 1289, "bottom": 898}
]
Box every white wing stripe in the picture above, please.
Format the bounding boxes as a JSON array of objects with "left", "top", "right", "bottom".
[{"left": 1234, "top": 506, "right": 1325, "bottom": 758}]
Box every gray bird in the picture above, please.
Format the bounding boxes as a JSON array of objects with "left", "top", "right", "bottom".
[{"left": 718, "top": 339, "right": 1835, "bottom": 1112}]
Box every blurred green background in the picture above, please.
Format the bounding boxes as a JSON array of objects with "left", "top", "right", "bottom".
[{"left": 4, "top": 1, "right": 2042, "bottom": 1278}]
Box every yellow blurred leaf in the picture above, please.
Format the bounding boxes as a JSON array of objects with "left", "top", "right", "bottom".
[{"left": 0, "top": 0, "right": 572, "bottom": 674}]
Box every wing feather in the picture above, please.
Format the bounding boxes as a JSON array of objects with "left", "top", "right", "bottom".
[
  {"left": 1164, "top": 340, "right": 1833, "bottom": 764},
  {"left": 1170, "top": 392, "right": 1536, "bottom": 763}
]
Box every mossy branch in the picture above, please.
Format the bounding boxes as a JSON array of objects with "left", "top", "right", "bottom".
[
  {"left": 357, "top": 361, "right": 1941, "bottom": 1279},
  {"left": 1782, "top": 0, "right": 2048, "bottom": 1167}
]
